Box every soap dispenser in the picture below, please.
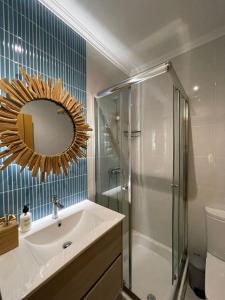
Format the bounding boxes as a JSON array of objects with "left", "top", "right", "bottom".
[{"left": 20, "top": 205, "right": 32, "bottom": 233}]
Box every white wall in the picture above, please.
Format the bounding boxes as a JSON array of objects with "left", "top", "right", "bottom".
[
  {"left": 172, "top": 35, "right": 225, "bottom": 259},
  {"left": 86, "top": 44, "right": 127, "bottom": 200}
]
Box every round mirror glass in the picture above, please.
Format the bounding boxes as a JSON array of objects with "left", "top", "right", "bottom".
[{"left": 17, "top": 99, "right": 74, "bottom": 155}]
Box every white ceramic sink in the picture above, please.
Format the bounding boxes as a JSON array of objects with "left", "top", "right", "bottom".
[
  {"left": 24, "top": 209, "right": 104, "bottom": 264},
  {"left": 22, "top": 200, "right": 124, "bottom": 266}
]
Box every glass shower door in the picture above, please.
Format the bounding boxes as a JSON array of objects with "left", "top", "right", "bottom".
[
  {"left": 95, "top": 87, "right": 132, "bottom": 288},
  {"left": 95, "top": 62, "right": 189, "bottom": 299}
]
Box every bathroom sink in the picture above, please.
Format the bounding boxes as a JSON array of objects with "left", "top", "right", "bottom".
[
  {"left": 25, "top": 210, "right": 102, "bottom": 245},
  {"left": 22, "top": 200, "right": 123, "bottom": 265}
]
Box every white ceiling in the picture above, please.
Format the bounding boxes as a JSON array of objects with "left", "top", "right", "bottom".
[{"left": 40, "top": 0, "right": 225, "bottom": 75}]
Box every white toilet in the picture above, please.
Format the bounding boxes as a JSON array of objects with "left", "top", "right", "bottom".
[{"left": 205, "top": 205, "right": 225, "bottom": 300}]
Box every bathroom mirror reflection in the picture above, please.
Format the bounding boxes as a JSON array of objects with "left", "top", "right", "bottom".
[{"left": 17, "top": 99, "right": 74, "bottom": 155}]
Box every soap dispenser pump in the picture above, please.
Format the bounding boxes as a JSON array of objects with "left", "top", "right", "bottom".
[{"left": 20, "top": 205, "right": 32, "bottom": 233}]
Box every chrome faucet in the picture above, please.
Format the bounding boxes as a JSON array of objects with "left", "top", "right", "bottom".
[{"left": 52, "top": 195, "right": 64, "bottom": 219}]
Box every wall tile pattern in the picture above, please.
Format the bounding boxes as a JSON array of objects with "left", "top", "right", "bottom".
[{"left": 0, "top": 0, "right": 87, "bottom": 221}]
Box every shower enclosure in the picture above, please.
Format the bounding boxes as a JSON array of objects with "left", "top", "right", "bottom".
[{"left": 95, "top": 62, "right": 189, "bottom": 300}]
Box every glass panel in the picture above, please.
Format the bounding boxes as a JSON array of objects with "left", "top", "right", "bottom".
[
  {"left": 173, "top": 89, "right": 188, "bottom": 281},
  {"left": 178, "top": 96, "right": 189, "bottom": 272},
  {"left": 131, "top": 74, "right": 174, "bottom": 299},
  {"left": 119, "top": 88, "right": 132, "bottom": 288},
  {"left": 178, "top": 96, "right": 185, "bottom": 271},
  {"left": 95, "top": 87, "right": 131, "bottom": 288},
  {"left": 172, "top": 87, "right": 180, "bottom": 282},
  {"left": 184, "top": 101, "right": 189, "bottom": 252}
]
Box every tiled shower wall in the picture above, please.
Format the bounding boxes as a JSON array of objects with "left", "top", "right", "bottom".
[
  {"left": 0, "top": 0, "right": 87, "bottom": 221},
  {"left": 172, "top": 35, "right": 225, "bottom": 258}
]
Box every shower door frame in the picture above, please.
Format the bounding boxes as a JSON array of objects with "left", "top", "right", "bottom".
[
  {"left": 95, "top": 62, "right": 189, "bottom": 295},
  {"left": 172, "top": 84, "right": 189, "bottom": 287}
]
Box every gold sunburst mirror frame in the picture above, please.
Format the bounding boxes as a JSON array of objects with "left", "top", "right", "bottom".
[{"left": 0, "top": 68, "right": 92, "bottom": 182}]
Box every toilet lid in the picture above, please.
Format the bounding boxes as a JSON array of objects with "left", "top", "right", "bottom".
[{"left": 206, "top": 252, "right": 225, "bottom": 300}]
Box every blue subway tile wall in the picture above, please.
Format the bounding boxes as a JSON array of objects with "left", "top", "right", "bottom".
[{"left": 0, "top": 0, "right": 87, "bottom": 221}]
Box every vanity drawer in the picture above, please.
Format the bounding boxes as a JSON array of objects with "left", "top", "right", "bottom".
[
  {"left": 25, "top": 222, "right": 122, "bottom": 300},
  {"left": 84, "top": 255, "right": 122, "bottom": 300}
]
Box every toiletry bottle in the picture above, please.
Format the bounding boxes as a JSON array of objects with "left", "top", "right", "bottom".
[{"left": 20, "top": 205, "right": 32, "bottom": 233}]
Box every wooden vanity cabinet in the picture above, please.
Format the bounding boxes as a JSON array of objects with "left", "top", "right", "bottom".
[{"left": 24, "top": 222, "right": 123, "bottom": 300}]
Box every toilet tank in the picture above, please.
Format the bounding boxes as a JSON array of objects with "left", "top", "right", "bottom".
[{"left": 205, "top": 205, "right": 225, "bottom": 261}]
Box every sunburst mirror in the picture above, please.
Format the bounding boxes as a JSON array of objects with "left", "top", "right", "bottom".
[{"left": 0, "top": 68, "right": 92, "bottom": 182}]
